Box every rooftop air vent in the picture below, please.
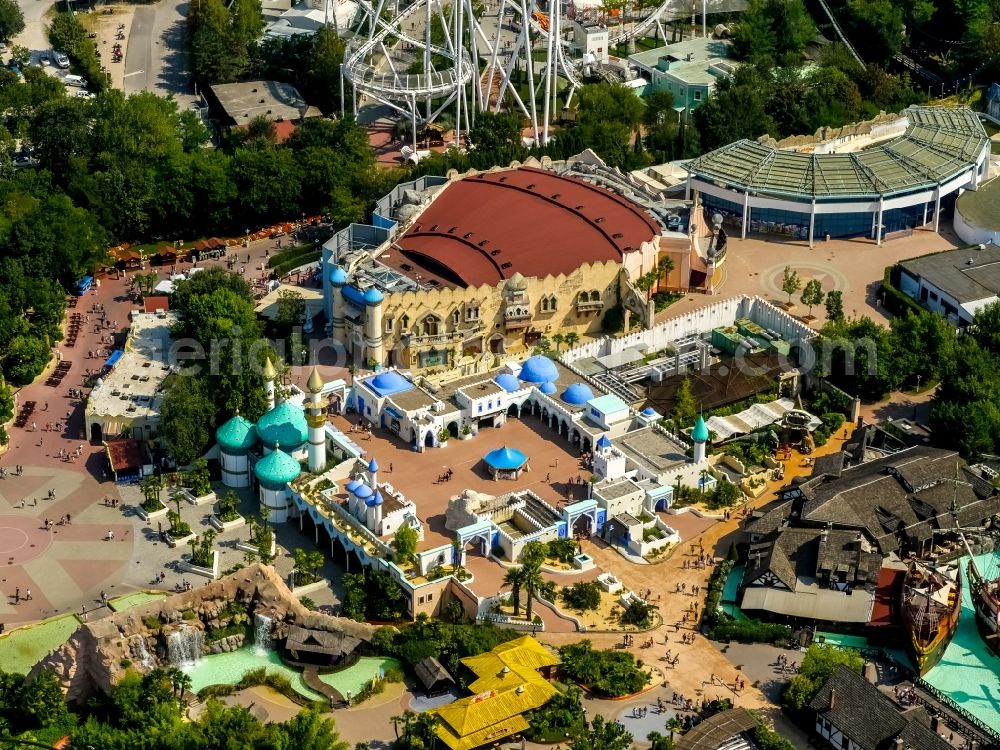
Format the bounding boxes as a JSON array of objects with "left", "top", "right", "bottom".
[
  {"left": 575, "top": 205, "right": 584, "bottom": 210},
  {"left": 551, "top": 193, "right": 560, "bottom": 199},
  {"left": 491, "top": 249, "right": 502, "bottom": 256},
  {"left": 478, "top": 240, "right": 489, "bottom": 247},
  {"left": 612, "top": 232, "right": 624, "bottom": 238},
  {"left": 501, "top": 262, "right": 513, "bottom": 269},
  {"left": 595, "top": 217, "right": 605, "bottom": 223},
  {"left": 464, "top": 232, "right": 474, "bottom": 239},
  {"left": 526, "top": 183, "right": 535, "bottom": 189}
]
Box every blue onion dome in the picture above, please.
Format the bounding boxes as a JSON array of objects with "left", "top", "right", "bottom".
[
  {"left": 365, "top": 370, "right": 413, "bottom": 397},
  {"left": 692, "top": 415, "right": 710, "bottom": 443},
  {"left": 329, "top": 266, "right": 348, "bottom": 286},
  {"left": 354, "top": 484, "right": 373, "bottom": 499},
  {"left": 642, "top": 406, "right": 657, "bottom": 417},
  {"left": 539, "top": 381, "right": 557, "bottom": 395},
  {"left": 495, "top": 373, "right": 521, "bottom": 392},
  {"left": 366, "top": 490, "right": 384, "bottom": 507},
  {"left": 368, "top": 457, "right": 379, "bottom": 472},
  {"left": 519, "top": 355, "right": 559, "bottom": 383},
  {"left": 345, "top": 478, "right": 362, "bottom": 493},
  {"left": 363, "top": 287, "right": 384, "bottom": 305},
  {"left": 254, "top": 445, "right": 301, "bottom": 488},
  {"left": 256, "top": 401, "right": 309, "bottom": 449},
  {"left": 216, "top": 415, "right": 258, "bottom": 454},
  {"left": 561, "top": 383, "right": 595, "bottom": 405}
]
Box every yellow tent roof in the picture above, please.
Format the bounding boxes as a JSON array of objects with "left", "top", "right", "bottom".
[
  {"left": 434, "top": 713, "right": 530, "bottom": 750},
  {"left": 460, "top": 635, "right": 560, "bottom": 676},
  {"left": 429, "top": 636, "right": 562, "bottom": 750}
]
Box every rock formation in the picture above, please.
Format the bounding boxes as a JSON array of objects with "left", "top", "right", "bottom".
[{"left": 31, "top": 564, "right": 376, "bottom": 705}]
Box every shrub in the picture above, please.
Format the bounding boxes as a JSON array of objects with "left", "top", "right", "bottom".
[
  {"left": 181, "top": 609, "right": 196, "bottom": 620},
  {"left": 298, "top": 596, "right": 316, "bottom": 610},
  {"left": 710, "top": 619, "right": 790, "bottom": 645},
  {"left": 216, "top": 490, "right": 241, "bottom": 523},
  {"left": 546, "top": 538, "right": 579, "bottom": 564},
  {"left": 619, "top": 599, "right": 655, "bottom": 628},
  {"left": 558, "top": 640, "right": 650, "bottom": 697},
  {"left": 119, "top": 658, "right": 132, "bottom": 669},
  {"left": 560, "top": 581, "right": 601, "bottom": 612},
  {"left": 141, "top": 496, "right": 165, "bottom": 513},
  {"left": 384, "top": 667, "right": 405, "bottom": 683},
  {"left": 142, "top": 615, "right": 162, "bottom": 632}
]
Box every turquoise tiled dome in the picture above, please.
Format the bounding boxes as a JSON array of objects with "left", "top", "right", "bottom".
[
  {"left": 692, "top": 415, "right": 709, "bottom": 443},
  {"left": 254, "top": 447, "right": 301, "bottom": 488},
  {"left": 256, "top": 401, "right": 308, "bottom": 450},
  {"left": 216, "top": 415, "right": 258, "bottom": 454}
]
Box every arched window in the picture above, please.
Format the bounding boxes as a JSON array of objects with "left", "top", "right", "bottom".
[
  {"left": 591, "top": 290, "right": 601, "bottom": 302},
  {"left": 401, "top": 314, "right": 410, "bottom": 330},
  {"left": 452, "top": 308, "right": 460, "bottom": 325}
]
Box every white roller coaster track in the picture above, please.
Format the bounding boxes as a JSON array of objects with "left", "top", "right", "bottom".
[{"left": 341, "top": 0, "right": 746, "bottom": 149}]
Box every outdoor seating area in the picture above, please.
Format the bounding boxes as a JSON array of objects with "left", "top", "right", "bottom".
[
  {"left": 64, "top": 313, "right": 83, "bottom": 348},
  {"left": 482, "top": 446, "right": 530, "bottom": 481},
  {"left": 45, "top": 361, "right": 72, "bottom": 388}
]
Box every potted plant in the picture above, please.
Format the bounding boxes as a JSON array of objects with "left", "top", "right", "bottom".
[{"left": 438, "top": 427, "right": 451, "bottom": 447}]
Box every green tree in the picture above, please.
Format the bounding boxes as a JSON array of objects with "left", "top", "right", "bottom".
[
  {"left": 160, "top": 375, "right": 217, "bottom": 465},
  {"left": 9, "top": 43, "right": 29, "bottom": 66},
  {"left": 800, "top": 278, "right": 824, "bottom": 315},
  {"left": 503, "top": 566, "right": 527, "bottom": 616},
  {"left": 0, "top": 0, "right": 25, "bottom": 40},
  {"left": 673, "top": 377, "right": 697, "bottom": 426},
  {"left": 781, "top": 644, "right": 864, "bottom": 710},
  {"left": 392, "top": 524, "right": 418, "bottom": 566},
  {"left": 275, "top": 289, "right": 306, "bottom": 329},
  {"left": 824, "top": 290, "right": 845, "bottom": 322},
  {"left": 781, "top": 265, "right": 801, "bottom": 305},
  {"left": 560, "top": 581, "right": 602, "bottom": 611},
  {"left": 570, "top": 714, "right": 633, "bottom": 750},
  {"left": 694, "top": 67, "right": 776, "bottom": 150},
  {"left": 551, "top": 333, "right": 565, "bottom": 351},
  {"left": 522, "top": 564, "right": 546, "bottom": 622},
  {"left": 342, "top": 572, "right": 368, "bottom": 621}
]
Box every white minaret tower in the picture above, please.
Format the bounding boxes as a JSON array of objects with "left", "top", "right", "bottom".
[
  {"left": 368, "top": 456, "right": 379, "bottom": 488},
  {"left": 263, "top": 357, "right": 276, "bottom": 410},
  {"left": 362, "top": 287, "right": 385, "bottom": 367},
  {"left": 692, "top": 414, "right": 709, "bottom": 464},
  {"left": 306, "top": 367, "right": 327, "bottom": 473},
  {"left": 330, "top": 266, "right": 347, "bottom": 343}
]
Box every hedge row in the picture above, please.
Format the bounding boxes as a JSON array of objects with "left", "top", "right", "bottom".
[
  {"left": 267, "top": 243, "right": 317, "bottom": 269},
  {"left": 270, "top": 250, "right": 321, "bottom": 278},
  {"left": 881, "top": 266, "right": 925, "bottom": 318}
]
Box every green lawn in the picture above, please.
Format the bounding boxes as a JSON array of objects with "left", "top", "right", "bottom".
[
  {"left": 109, "top": 591, "right": 168, "bottom": 612},
  {"left": 0, "top": 614, "right": 80, "bottom": 675}
]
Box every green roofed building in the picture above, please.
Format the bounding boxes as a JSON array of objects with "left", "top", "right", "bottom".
[{"left": 685, "top": 106, "right": 990, "bottom": 246}]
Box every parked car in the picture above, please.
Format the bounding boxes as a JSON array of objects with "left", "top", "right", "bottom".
[
  {"left": 64, "top": 74, "right": 87, "bottom": 87},
  {"left": 75, "top": 90, "right": 94, "bottom": 99},
  {"left": 38, "top": 52, "right": 51, "bottom": 65},
  {"left": 54, "top": 51, "right": 69, "bottom": 69},
  {"left": 13, "top": 150, "right": 35, "bottom": 169}
]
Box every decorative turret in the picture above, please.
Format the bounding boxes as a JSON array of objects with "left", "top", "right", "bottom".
[
  {"left": 363, "top": 286, "right": 384, "bottom": 368},
  {"left": 692, "top": 414, "right": 709, "bottom": 464},
  {"left": 216, "top": 412, "right": 258, "bottom": 488},
  {"left": 329, "top": 265, "right": 347, "bottom": 342},
  {"left": 306, "top": 366, "right": 327, "bottom": 473},
  {"left": 262, "top": 357, "right": 277, "bottom": 410},
  {"left": 368, "top": 456, "right": 379, "bottom": 488}
]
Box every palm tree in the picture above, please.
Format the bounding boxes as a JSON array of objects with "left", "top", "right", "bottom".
[
  {"left": 177, "top": 671, "right": 192, "bottom": 699},
  {"left": 166, "top": 666, "right": 183, "bottom": 696},
  {"left": 666, "top": 716, "right": 683, "bottom": 741},
  {"left": 551, "top": 333, "right": 565, "bottom": 352},
  {"left": 415, "top": 712, "right": 441, "bottom": 749},
  {"left": 564, "top": 332, "right": 580, "bottom": 349},
  {"left": 503, "top": 566, "right": 527, "bottom": 616},
  {"left": 391, "top": 710, "right": 417, "bottom": 747},
  {"left": 523, "top": 564, "right": 546, "bottom": 622},
  {"left": 657, "top": 255, "right": 675, "bottom": 290}
]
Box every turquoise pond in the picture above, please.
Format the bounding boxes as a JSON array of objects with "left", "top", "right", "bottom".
[
  {"left": 923, "top": 552, "right": 1000, "bottom": 732},
  {"left": 184, "top": 650, "right": 400, "bottom": 702}
]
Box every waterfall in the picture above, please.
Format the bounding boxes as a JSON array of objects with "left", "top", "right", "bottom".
[
  {"left": 130, "top": 634, "right": 155, "bottom": 669},
  {"left": 253, "top": 613, "right": 274, "bottom": 655},
  {"left": 166, "top": 625, "right": 204, "bottom": 666}
]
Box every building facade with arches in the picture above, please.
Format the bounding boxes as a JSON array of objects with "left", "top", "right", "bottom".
[{"left": 322, "top": 154, "right": 697, "bottom": 371}]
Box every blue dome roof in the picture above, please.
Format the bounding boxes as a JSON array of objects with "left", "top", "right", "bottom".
[
  {"left": 363, "top": 287, "right": 384, "bottom": 305},
  {"left": 353, "top": 484, "right": 373, "bottom": 498},
  {"left": 364, "top": 370, "right": 413, "bottom": 397},
  {"left": 345, "top": 478, "right": 361, "bottom": 492},
  {"left": 642, "top": 407, "right": 657, "bottom": 417},
  {"left": 597, "top": 435, "right": 613, "bottom": 450},
  {"left": 254, "top": 447, "right": 301, "bottom": 488},
  {"left": 692, "top": 415, "right": 710, "bottom": 443},
  {"left": 495, "top": 373, "right": 521, "bottom": 392},
  {"left": 329, "top": 266, "right": 348, "bottom": 285},
  {"left": 483, "top": 446, "right": 528, "bottom": 470},
  {"left": 366, "top": 490, "right": 384, "bottom": 507},
  {"left": 368, "top": 457, "right": 379, "bottom": 472},
  {"left": 256, "top": 401, "right": 309, "bottom": 449},
  {"left": 539, "top": 381, "right": 557, "bottom": 395},
  {"left": 519, "top": 355, "right": 559, "bottom": 384},
  {"left": 216, "top": 415, "right": 258, "bottom": 454},
  {"left": 561, "top": 383, "right": 595, "bottom": 405}
]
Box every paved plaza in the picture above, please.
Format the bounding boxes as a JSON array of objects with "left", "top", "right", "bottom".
[{"left": 660, "top": 226, "right": 962, "bottom": 326}]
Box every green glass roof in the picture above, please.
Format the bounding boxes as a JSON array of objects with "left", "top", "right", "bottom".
[
  {"left": 256, "top": 401, "right": 308, "bottom": 449},
  {"left": 687, "top": 106, "right": 989, "bottom": 201},
  {"left": 254, "top": 447, "right": 301, "bottom": 487},
  {"left": 216, "top": 415, "right": 258, "bottom": 454}
]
